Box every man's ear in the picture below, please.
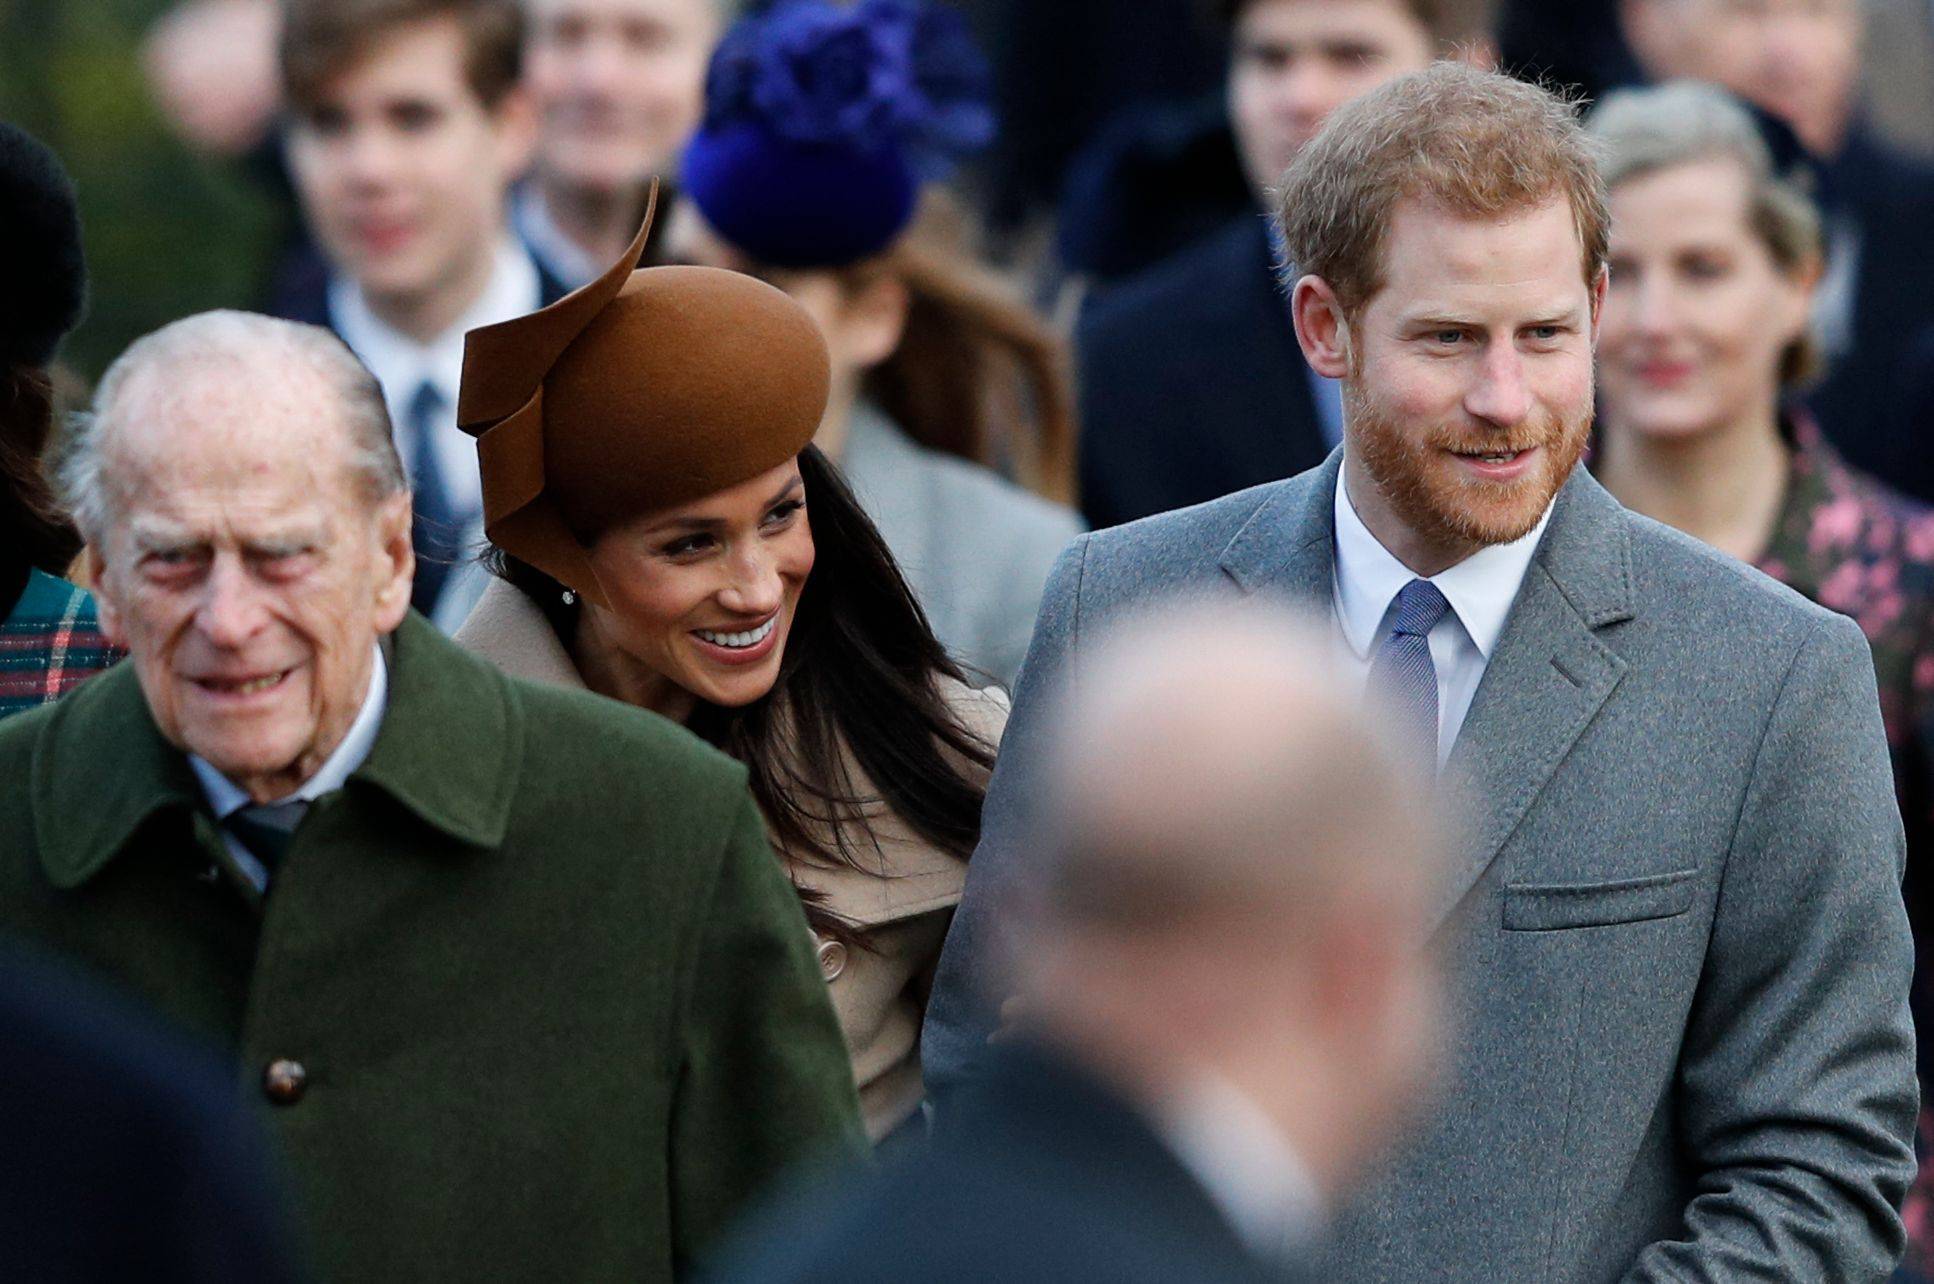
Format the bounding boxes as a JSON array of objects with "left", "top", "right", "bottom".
[
  {"left": 372, "top": 492, "right": 415, "bottom": 631},
  {"left": 1292, "top": 275, "right": 1353, "bottom": 379},
  {"left": 1588, "top": 267, "right": 1610, "bottom": 348},
  {"left": 87, "top": 544, "right": 126, "bottom": 646}
]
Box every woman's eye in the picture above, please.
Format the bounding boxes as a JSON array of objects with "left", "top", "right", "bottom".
[
  {"left": 662, "top": 535, "right": 713, "bottom": 558},
  {"left": 763, "top": 499, "right": 805, "bottom": 527}
]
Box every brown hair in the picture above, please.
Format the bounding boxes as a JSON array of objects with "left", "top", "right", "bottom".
[
  {"left": 1590, "top": 81, "right": 1825, "bottom": 388},
  {"left": 5, "top": 365, "right": 83, "bottom": 583},
  {"left": 846, "top": 193, "right": 1078, "bottom": 505},
  {"left": 1276, "top": 61, "right": 1609, "bottom": 320},
  {"left": 1212, "top": 0, "right": 1498, "bottom": 46},
  {"left": 280, "top": 0, "right": 524, "bottom": 112}
]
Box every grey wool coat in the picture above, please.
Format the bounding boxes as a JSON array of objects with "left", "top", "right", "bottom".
[{"left": 923, "top": 452, "right": 1919, "bottom": 1281}]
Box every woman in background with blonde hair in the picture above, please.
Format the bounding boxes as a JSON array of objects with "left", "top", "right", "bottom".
[{"left": 671, "top": 0, "right": 1083, "bottom": 687}]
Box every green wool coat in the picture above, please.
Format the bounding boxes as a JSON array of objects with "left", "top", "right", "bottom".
[{"left": 0, "top": 612, "right": 865, "bottom": 1282}]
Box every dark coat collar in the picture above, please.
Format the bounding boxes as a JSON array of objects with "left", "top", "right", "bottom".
[{"left": 33, "top": 612, "right": 522, "bottom": 889}]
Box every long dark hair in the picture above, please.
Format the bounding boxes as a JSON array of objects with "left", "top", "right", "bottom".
[
  {"left": 489, "top": 445, "right": 995, "bottom": 942},
  {"left": 3, "top": 363, "right": 83, "bottom": 593}
]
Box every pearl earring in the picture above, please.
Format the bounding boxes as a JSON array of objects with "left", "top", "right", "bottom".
[{"left": 562, "top": 589, "right": 577, "bottom": 606}]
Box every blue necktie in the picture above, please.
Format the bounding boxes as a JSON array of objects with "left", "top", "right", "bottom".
[
  {"left": 225, "top": 800, "right": 309, "bottom": 874},
  {"left": 407, "top": 380, "right": 456, "bottom": 613},
  {"left": 1369, "top": 579, "right": 1452, "bottom": 761}
]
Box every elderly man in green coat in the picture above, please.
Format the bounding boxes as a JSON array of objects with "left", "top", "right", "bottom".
[{"left": 0, "top": 311, "right": 864, "bottom": 1281}]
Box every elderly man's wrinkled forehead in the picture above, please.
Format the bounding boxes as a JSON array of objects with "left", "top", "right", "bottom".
[{"left": 97, "top": 345, "right": 365, "bottom": 503}]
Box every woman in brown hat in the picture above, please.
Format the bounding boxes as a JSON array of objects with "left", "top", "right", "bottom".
[{"left": 454, "top": 192, "right": 1005, "bottom": 1148}]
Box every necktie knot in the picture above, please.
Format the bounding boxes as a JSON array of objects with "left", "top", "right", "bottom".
[
  {"left": 225, "top": 800, "right": 310, "bottom": 873},
  {"left": 408, "top": 379, "right": 444, "bottom": 428},
  {"left": 1388, "top": 579, "right": 1451, "bottom": 639}
]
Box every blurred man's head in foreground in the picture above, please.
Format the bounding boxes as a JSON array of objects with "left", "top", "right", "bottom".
[{"left": 1019, "top": 600, "right": 1447, "bottom": 1202}]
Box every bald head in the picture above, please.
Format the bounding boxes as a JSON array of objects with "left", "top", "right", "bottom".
[
  {"left": 1016, "top": 601, "right": 1447, "bottom": 1200},
  {"left": 1036, "top": 601, "right": 1435, "bottom": 937}
]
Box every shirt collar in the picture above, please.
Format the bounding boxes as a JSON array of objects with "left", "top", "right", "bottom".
[
  {"left": 188, "top": 643, "right": 389, "bottom": 817},
  {"left": 1150, "top": 1072, "right": 1323, "bottom": 1262},
  {"left": 328, "top": 234, "right": 542, "bottom": 425},
  {"left": 1332, "top": 458, "right": 1552, "bottom": 660},
  {"left": 511, "top": 183, "right": 601, "bottom": 291}
]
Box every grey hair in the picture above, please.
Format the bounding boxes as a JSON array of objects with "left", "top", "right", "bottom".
[
  {"left": 51, "top": 310, "right": 406, "bottom": 542},
  {"left": 1587, "top": 81, "right": 1826, "bottom": 386}
]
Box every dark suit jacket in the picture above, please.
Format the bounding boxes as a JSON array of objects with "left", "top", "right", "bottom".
[
  {"left": 704, "top": 1041, "right": 1295, "bottom": 1284},
  {"left": 1075, "top": 214, "right": 1330, "bottom": 530},
  {"left": 0, "top": 943, "right": 303, "bottom": 1283},
  {"left": 928, "top": 455, "right": 1917, "bottom": 1279},
  {"left": 1811, "top": 128, "right": 1934, "bottom": 502}
]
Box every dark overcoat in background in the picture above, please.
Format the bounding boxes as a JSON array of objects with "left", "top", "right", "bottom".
[
  {"left": 0, "top": 942, "right": 304, "bottom": 1283},
  {"left": 0, "top": 612, "right": 865, "bottom": 1283},
  {"left": 1075, "top": 213, "right": 1330, "bottom": 530},
  {"left": 703, "top": 1041, "right": 1297, "bottom": 1284}
]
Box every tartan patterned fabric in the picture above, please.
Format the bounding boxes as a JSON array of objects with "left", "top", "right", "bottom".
[{"left": 0, "top": 568, "right": 123, "bottom": 721}]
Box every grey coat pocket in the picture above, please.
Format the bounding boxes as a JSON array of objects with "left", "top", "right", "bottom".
[{"left": 1502, "top": 868, "right": 1698, "bottom": 931}]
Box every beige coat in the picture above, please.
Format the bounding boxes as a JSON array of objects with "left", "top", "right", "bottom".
[{"left": 456, "top": 577, "right": 1006, "bottom": 1140}]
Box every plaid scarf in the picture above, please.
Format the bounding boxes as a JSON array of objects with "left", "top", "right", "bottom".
[{"left": 0, "top": 568, "right": 123, "bottom": 721}]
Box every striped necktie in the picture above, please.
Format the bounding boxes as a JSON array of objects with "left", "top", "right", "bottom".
[
  {"left": 224, "top": 800, "right": 309, "bottom": 874},
  {"left": 407, "top": 379, "right": 457, "bottom": 614},
  {"left": 1368, "top": 578, "right": 1452, "bottom": 763}
]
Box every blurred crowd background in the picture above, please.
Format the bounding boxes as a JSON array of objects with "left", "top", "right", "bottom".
[{"left": 24, "top": 0, "right": 1934, "bottom": 382}]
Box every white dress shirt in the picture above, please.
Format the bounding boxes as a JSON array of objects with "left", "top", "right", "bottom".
[
  {"left": 328, "top": 236, "right": 543, "bottom": 524},
  {"left": 1331, "top": 462, "right": 1552, "bottom": 763},
  {"left": 1151, "top": 1073, "right": 1323, "bottom": 1266},
  {"left": 189, "top": 644, "right": 389, "bottom": 889}
]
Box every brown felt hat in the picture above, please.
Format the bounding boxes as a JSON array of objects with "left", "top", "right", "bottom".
[{"left": 457, "top": 183, "right": 831, "bottom": 606}]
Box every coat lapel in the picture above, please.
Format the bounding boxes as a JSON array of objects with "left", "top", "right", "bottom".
[
  {"left": 1218, "top": 449, "right": 1343, "bottom": 605},
  {"left": 1218, "top": 455, "right": 1638, "bottom": 933},
  {"left": 1434, "top": 470, "right": 1635, "bottom": 931}
]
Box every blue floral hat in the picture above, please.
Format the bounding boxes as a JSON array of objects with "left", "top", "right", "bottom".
[{"left": 681, "top": 0, "right": 995, "bottom": 270}]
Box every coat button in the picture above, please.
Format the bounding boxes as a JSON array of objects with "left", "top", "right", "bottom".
[
  {"left": 263, "top": 1059, "right": 308, "bottom": 1105},
  {"left": 815, "top": 938, "right": 847, "bottom": 983}
]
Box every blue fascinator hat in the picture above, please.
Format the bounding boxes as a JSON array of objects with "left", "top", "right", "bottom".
[{"left": 682, "top": 0, "right": 995, "bottom": 270}]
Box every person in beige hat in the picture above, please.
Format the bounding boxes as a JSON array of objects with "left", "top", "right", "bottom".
[{"left": 455, "top": 190, "right": 1008, "bottom": 1148}]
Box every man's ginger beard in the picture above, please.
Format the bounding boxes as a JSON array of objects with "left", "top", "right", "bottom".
[{"left": 1344, "top": 361, "right": 1593, "bottom": 553}]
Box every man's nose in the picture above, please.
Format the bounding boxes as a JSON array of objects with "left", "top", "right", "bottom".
[
  {"left": 1279, "top": 64, "right": 1340, "bottom": 122},
  {"left": 338, "top": 126, "right": 404, "bottom": 185},
  {"left": 575, "top": 37, "right": 630, "bottom": 94},
  {"left": 1465, "top": 346, "right": 1532, "bottom": 427},
  {"left": 195, "top": 557, "right": 271, "bottom": 648}
]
